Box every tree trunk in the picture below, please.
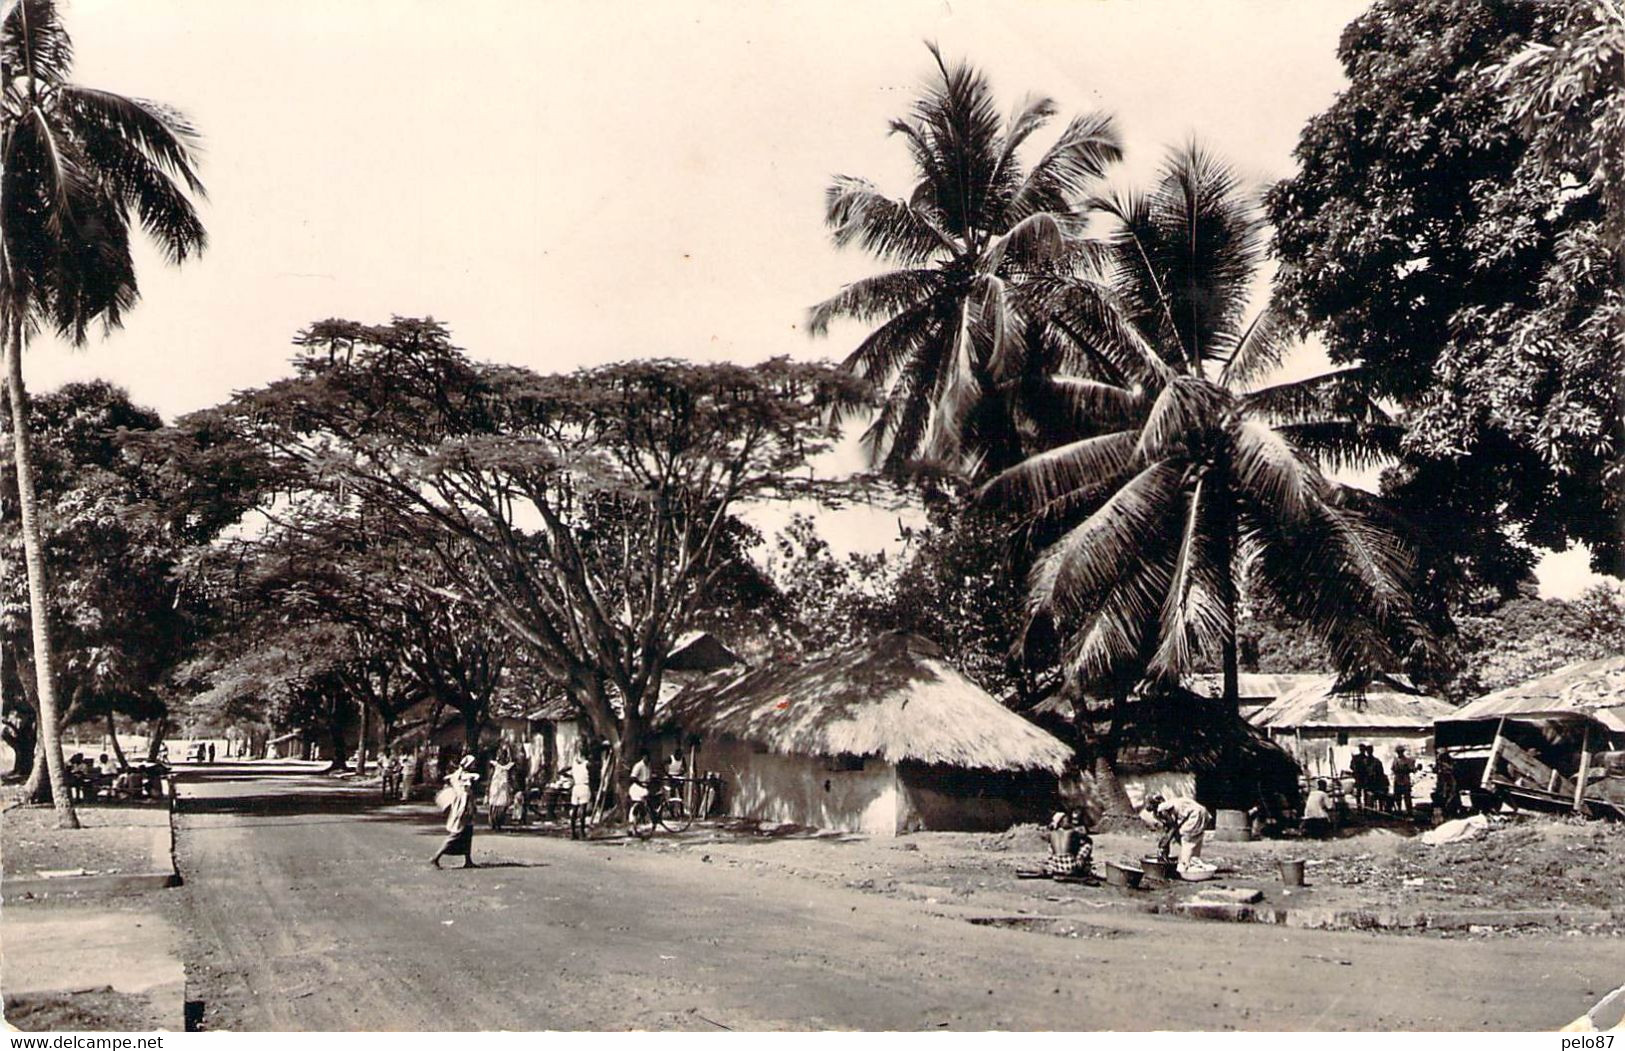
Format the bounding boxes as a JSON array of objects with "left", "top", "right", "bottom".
[
  {"left": 355, "top": 698, "right": 371, "bottom": 774},
  {"left": 1086, "top": 690, "right": 1136, "bottom": 817},
  {"left": 147, "top": 719, "right": 167, "bottom": 761},
  {"left": 106, "top": 711, "right": 130, "bottom": 769},
  {"left": 4, "top": 318, "right": 78, "bottom": 828},
  {"left": 1216, "top": 470, "right": 1240, "bottom": 706}
]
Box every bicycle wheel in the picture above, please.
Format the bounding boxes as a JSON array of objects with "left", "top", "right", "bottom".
[
  {"left": 659, "top": 796, "right": 692, "bottom": 833},
  {"left": 630, "top": 800, "right": 655, "bottom": 839}
]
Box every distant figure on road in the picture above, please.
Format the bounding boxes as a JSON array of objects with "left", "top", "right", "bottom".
[
  {"left": 1390, "top": 746, "right": 1417, "bottom": 816},
  {"left": 568, "top": 752, "right": 592, "bottom": 840},
  {"left": 430, "top": 755, "right": 481, "bottom": 869},
  {"left": 208, "top": 742, "right": 216, "bottom": 763},
  {"left": 487, "top": 748, "right": 516, "bottom": 831}
]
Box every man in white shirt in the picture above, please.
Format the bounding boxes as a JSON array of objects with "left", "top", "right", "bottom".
[
  {"left": 1302, "top": 780, "right": 1334, "bottom": 839},
  {"left": 1142, "top": 793, "right": 1211, "bottom": 874}
]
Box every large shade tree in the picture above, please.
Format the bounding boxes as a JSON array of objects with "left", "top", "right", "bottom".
[
  {"left": 1267, "top": 0, "right": 1623, "bottom": 589},
  {"left": 213, "top": 318, "right": 865, "bottom": 806},
  {"left": 983, "top": 146, "right": 1420, "bottom": 734},
  {"left": 1, "top": 0, "right": 206, "bottom": 823},
  {"left": 808, "top": 45, "right": 1121, "bottom": 474}
]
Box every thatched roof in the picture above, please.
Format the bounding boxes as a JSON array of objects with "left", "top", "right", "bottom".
[
  {"left": 1250, "top": 674, "right": 1455, "bottom": 731},
  {"left": 1443, "top": 655, "right": 1625, "bottom": 732},
  {"left": 662, "top": 632, "right": 1073, "bottom": 774}
]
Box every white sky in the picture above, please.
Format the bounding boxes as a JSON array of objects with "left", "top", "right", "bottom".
[{"left": 26, "top": 0, "right": 1607, "bottom": 599}]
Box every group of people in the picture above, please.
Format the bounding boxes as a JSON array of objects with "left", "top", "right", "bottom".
[
  {"left": 426, "top": 743, "right": 695, "bottom": 867},
  {"left": 1350, "top": 743, "right": 1418, "bottom": 814}
]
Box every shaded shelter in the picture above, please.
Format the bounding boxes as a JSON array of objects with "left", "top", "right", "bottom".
[{"left": 1435, "top": 656, "right": 1625, "bottom": 817}]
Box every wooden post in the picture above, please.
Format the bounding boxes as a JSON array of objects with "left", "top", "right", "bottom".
[
  {"left": 1482, "top": 718, "right": 1507, "bottom": 790},
  {"left": 1573, "top": 723, "right": 1593, "bottom": 814}
]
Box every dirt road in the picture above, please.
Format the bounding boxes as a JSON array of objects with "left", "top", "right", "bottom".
[{"left": 169, "top": 764, "right": 1621, "bottom": 1031}]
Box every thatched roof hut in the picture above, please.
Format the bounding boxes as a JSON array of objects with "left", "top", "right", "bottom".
[
  {"left": 663, "top": 632, "right": 1073, "bottom": 834},
  {"left": 666, "top": 632, "right": 1071, "bottom": 773}
]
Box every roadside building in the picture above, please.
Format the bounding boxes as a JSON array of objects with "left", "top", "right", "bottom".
[
  {"left": 1435, "top": 655, "right": 1625, "bottom": 817},
  {"left": 1249, "top": 673, "right": 1456, "bottom": 778},
  {"left": 662, "top": 632, "right": 1073, "bottom": 835}
]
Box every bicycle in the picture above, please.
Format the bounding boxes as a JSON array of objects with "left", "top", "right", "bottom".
[{"left": 628, "top": 774, "right": 721, "bottom": 839}]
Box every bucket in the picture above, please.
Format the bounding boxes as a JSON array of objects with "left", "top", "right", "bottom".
[
  {"left": 1104, "top": 861, "right": 1144, "bottom": 889},
  {"left": 1279, "top": 858, "right": 1306, "bottom": 887},
  {"left": 1140, "top": 857, "right": 1172, "bottom": 882}
]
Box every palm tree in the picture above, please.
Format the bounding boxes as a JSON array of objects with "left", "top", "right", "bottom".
[
  {"left": 1, "top": 0, "right": 206, "bottom": 825},
  {"left": 983, "top": 145, "right": 1414, "bottom": 714},
  {"left": 809, "top": 45, "right": 1121, "bottom": 475}
]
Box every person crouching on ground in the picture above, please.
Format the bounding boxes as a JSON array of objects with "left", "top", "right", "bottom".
[
  {"left": 1041, "top": 811, "right": 1093, "bottom": 879},
  {"left": 1301, "top": 780, "right": 1334, "bottom": 839},
  {"left": 430, "top": 755, "right": 481, "bottom": 869},
  {"left": 1142, "top": 793, "right": 1211, "bottom": 875}
]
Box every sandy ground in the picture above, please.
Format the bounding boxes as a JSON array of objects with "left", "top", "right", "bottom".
[
  {"left": 1, "top": 898, "right": 186, "bottom": 1031},
  {"left": 644, "top": 814, "right": 1625, "bottom": 923},
  {"left": 163, "top": 763, "right": 1624, "bottom": 1031},
  {"left": 2, "top": 802, "right": 171, "bottom": 879}
]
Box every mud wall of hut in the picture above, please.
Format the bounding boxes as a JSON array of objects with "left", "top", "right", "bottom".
[
  {"left": 894, "top": 765, "right": 1057, "bottom": 832},
  {"left": 695, "top": 737, "right": 900, "bottom": 834}
]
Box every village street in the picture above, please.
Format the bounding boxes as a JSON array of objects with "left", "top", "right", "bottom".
[{"left": 166, "top": 763, "right": 1620, "bottom": 1031}]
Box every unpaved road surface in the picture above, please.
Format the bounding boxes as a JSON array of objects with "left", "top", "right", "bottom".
[{"left": 169, "top": 764, "right": 1622, "bottom": 1031}]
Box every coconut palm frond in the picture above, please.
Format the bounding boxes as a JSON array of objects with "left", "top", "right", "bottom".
[
  {"left": 57, "top": 87, "right": 206, "bottom": 192},
  {"left": 1240, "top": 366, "right": 1387, "bottom": 424},
  {"left": 1215, "top": 307, "right": 1295, "bottom": 388},
  {"left": 836, "top": 295, "right": 943, "bottom": 387},
  {"left": 983, "top": 211, "right": 1072, "bottom": 273},
  {"left": 914, "top": 42, "right": 1006, "bottom": 239},
  {"left": 1232, "top": 420, "right": 1315, "bottom": 523},
  {"left": 1029, "top": 375, "right": 1143, "bottom": 429},
  {"left": 1273, "top": 420, "right": 1404, "bottom": 473},
  {"left": 1134, "top": 374, "right": 1227, "bottom": 463},
  {"left": 1064, "top": 546, "right": 1175, "bottom": 687},
  {"left": 807, "top": 269, "right": 941, "bottom": 337},
  {"left": 2, "top": 0, "right": 74, "bottom": 87},
  {"left": 990, "top": 94, "right": 1058, "bottom": 197},
  {"left": 824, "top": 175, "right": 955, "bottom": 265},
  {"left": 980, "top": 428, "right": 1139, "bottom": 511},
  {"left": 1146, "top": 477, "right": 1229, "bottom": 682},
  {"left": 1007, "top": 111, "right": 1122, "bottom": 224},
  {"left": 1028, "top": 460, "right": 1182, "bottom": 621},
  {"left": 1037, "top": 275, "right": 1171, "bottom": 387}
]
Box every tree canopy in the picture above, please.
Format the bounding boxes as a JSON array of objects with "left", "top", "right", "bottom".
[{"left": 1267, "top": 0, "right": 1624, "bottom": 587}]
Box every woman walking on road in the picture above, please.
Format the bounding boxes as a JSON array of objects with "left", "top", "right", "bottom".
[{"left": 430, "top": 755, "right": 481, "bottom": 869}]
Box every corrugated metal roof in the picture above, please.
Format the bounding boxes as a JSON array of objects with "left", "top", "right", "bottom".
[
  {"left": 1187, "top": 673, "right": 1329, "bottom": 702},
  {"left": 1441, "top": 655, "right": 1625, "bottom": 733},
  {"left": 1249, "top": 675, "right": 1456, "bottom": 730}
]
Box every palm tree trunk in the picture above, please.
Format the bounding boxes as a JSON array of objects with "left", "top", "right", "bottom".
[
  {"left": 4, "top": 317, "right": 79, "bottom": 828},
  {"left": 1216, "top": 471, "right": 1240, "bottom": 706}
]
